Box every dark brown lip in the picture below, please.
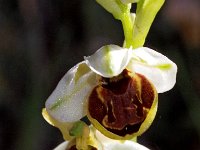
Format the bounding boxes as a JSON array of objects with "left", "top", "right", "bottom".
[{"left": 88, "top": 69, "right": 155, "bottom": 137}]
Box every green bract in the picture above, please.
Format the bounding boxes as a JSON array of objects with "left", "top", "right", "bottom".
[
  {"left": 121, "top": 0, "right": 140, "bottom": 4},
  {"left": 96, "top": 0, "right": 131, "bottom": 20},
  {"left": 132, "top": 0, "right": 165, "bottom": 48},
  {"left": 96, "top": 0, "right": 165, "bottom": 48}
]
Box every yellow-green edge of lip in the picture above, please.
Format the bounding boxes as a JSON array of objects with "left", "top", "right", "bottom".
[{"left": 87, "top": 82, "right": 158, "bottom": 140}]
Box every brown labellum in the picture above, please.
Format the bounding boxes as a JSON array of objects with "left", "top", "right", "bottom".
[{"left": 87, "top": 69, "right": 157, "bottom": 139}]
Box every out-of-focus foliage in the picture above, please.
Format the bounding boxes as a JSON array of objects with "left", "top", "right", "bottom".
[{"left": 0, "top": 0, "right": 199, "bottom": 149}]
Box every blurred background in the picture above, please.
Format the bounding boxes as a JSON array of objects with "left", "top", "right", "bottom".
[{"left": 0, "top": 0, "right": 200, "bottom": 149}]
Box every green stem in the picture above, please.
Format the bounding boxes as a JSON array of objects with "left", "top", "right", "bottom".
[{"left": 121, "top": 12, "right": 133, "bottom": 48}]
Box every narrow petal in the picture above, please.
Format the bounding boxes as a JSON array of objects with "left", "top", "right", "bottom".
[
  {"left": 85, "top": 45, "right": 132, "bottom": 78},
  {"left": 127, "top": 47, "right": 177, "bottom": 93},
  {"left": 45, "top": 61, "right": 97, "bottom": 122}
]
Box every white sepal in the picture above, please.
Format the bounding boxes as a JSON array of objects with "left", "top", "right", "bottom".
[
  {"left": 128, "top": 47, "right": 177, "bottom": 93},
  {"left": 54, "top": 141, "right": 68, "bottom": 150},
  {"left": 95, "top": 130, "right": 149, "bottom": 150},
  {"left": 45, "top": 62, "right": 97, "bottom": 122}
]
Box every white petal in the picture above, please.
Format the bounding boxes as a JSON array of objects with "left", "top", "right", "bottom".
[
  {"left": 45, "top": 61, "right": 97, "bottom": 122},
  {"left": 85, "top": 45, "right": 132, "bottom": 78},
  {"left": 95, "top": 130, "right": 149, "bottom": 150},
  {"left": 54, "top": 141, "right": 68, "bottom": 150},
  {"left": 128, "top": 47, "right": 177, "bottom": 93},
  {"left": 104, "top": 141, "right": 149, "bottom": 150}
]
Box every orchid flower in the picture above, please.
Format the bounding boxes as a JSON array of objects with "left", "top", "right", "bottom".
[
  {"left": 42, "top": 0, "right": 177, "bottom": 149},
  {"left": 43, "top": 44, "right": 177, "bottom": 149}
]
